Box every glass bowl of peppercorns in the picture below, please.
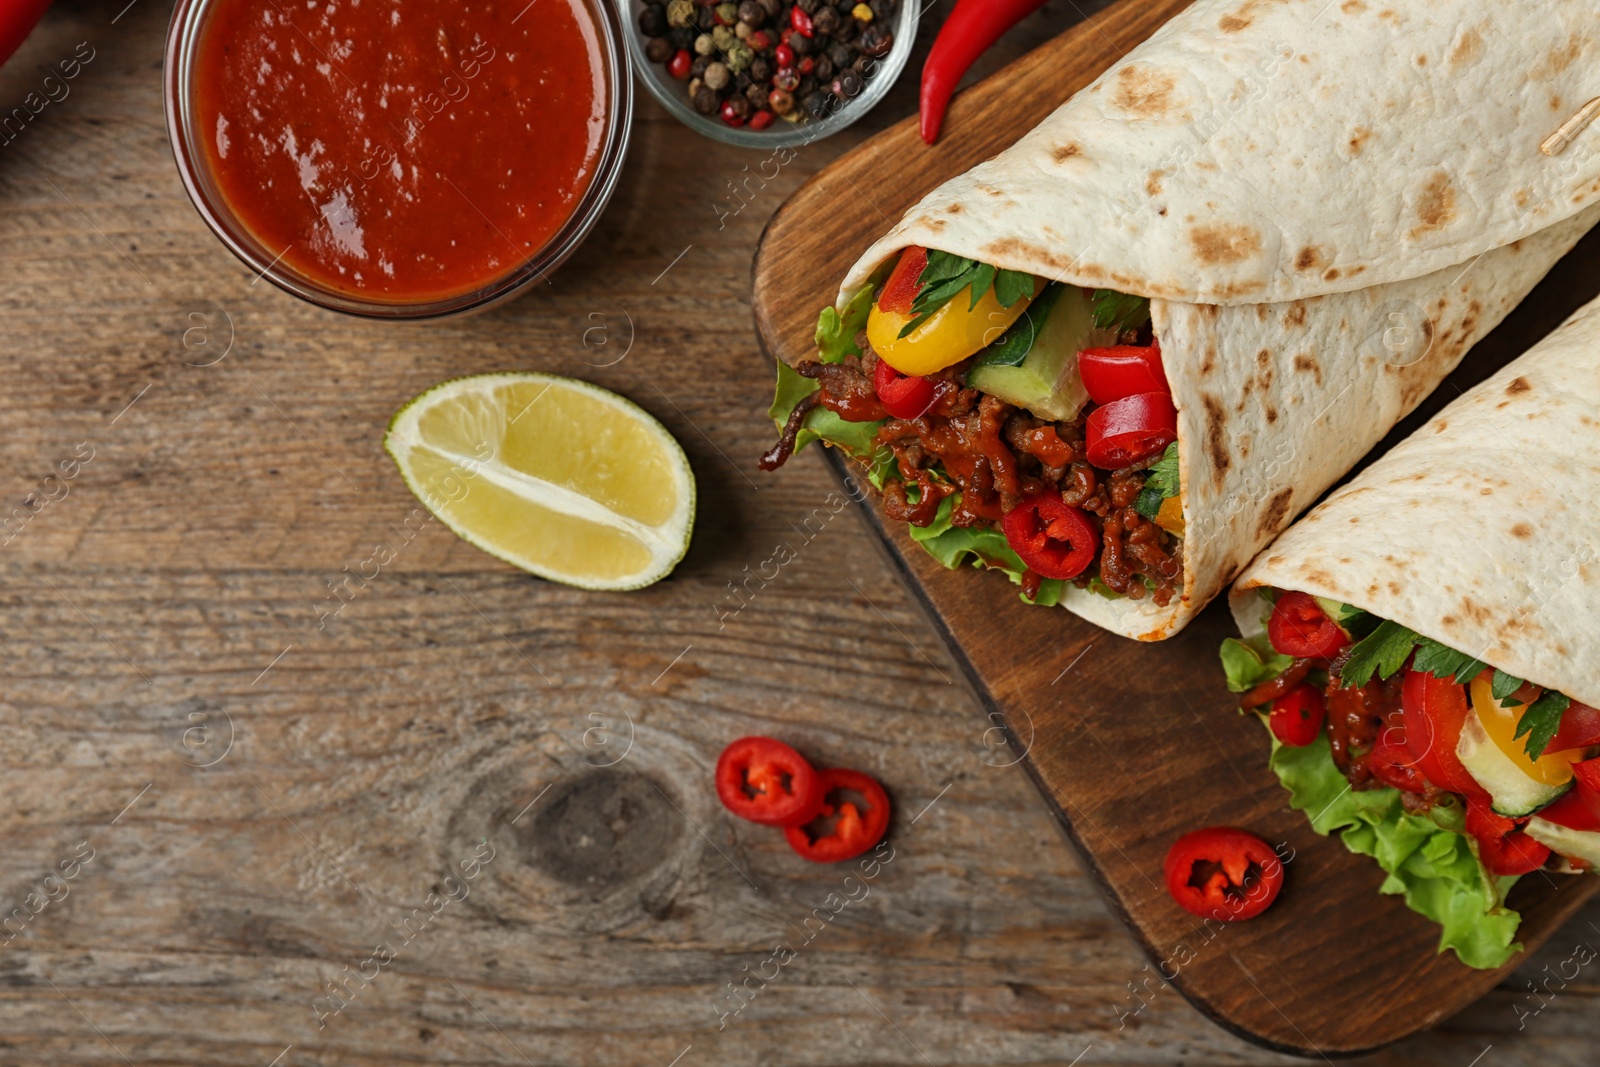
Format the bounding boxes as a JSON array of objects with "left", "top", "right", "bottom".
[{"left": 625, "top": 0, "right": 916, "bottom": 147}]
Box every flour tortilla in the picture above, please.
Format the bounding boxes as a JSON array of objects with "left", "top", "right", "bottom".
[
  {"left": 818, "top": 0, "right": 1600, "bottom": 640},
  {"left": 1232, "top": 293, "right": 1600, "bottom": 710}
]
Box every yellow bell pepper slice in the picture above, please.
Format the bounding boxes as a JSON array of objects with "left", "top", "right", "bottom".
[
  {"left": 1469, "top": 675, "right": 1581, "bottom": 787},
  {"left": 1155, "top": 494, "right": 1185, "bottom": 537},
  {"left": 866, "top": 280, "right": 1037, "bottom": 377}
]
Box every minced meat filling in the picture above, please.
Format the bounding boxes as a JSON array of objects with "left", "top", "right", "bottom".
[{"left": 786, "top": 339, "right": 1183, "bottom": 604}]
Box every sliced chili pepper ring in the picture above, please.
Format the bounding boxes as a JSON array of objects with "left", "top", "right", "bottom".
[
  {"left": 785, "top": 767, "right": 890, "bottom": 862},
  {"left": 1077, "top": 340, "right": 1167, "bottom": 405},
  {"left": 715, "top": 736, "right": 825, "bottom": 827},
  {"left": 1083, "top": 391, "right": 1177, "bottom": 470},
  {"left": 873, "top": 358, "right": 937, "bottom": 420},
  {"left": 1266, "top": 591, "right": 1349, "bottom": 660},
  {"left": 1164, "top": 827, "right": 1285, "bottom": 921},
  {"left": 1268, "top": 684, "right": 1326, "bottom": 747},
  {"left": 1001, "top": 492, "right": 1099, "bottom": 580}
]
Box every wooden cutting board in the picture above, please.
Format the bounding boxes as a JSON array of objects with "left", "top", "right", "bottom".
[{"left": 750, "top": 0, "right": 1600, "bottom": 1054}]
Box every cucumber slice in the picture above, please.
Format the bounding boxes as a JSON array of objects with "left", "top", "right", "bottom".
[
  {"left": 1456, "top": 711, "right": 1572, "bottom": 817},
  {"left": 1524, "top": 817, "right": 1600, "bottom": 870},
  {"left": 966, "top": 285, "right": 1116, "bottom": 420}
]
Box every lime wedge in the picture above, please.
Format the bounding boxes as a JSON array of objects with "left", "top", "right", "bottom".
[{"left": 384, "top": 373, "right": 695, "bottom": 590}]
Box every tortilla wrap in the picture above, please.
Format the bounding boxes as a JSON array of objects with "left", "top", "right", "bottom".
[
  {"left": 822, "top": 0, "right": 1600, "bottom": 640},
  {"left": 1232, "top": 292, "right": 1600, "bottom": 710}
]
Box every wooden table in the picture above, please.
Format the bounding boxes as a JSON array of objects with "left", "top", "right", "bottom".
[{"left": 0, "top": 1, "right": 1593, "bottom": 1064}]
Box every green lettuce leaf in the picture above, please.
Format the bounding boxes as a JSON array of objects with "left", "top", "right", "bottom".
[
  {"left": 815, "top": 286, "right": 876, "bottom": 363},
  {"left": 767, "top": 360, "right": 894, "bottom": 489},
  {"left": 907, "top": 494, "right": 1064, "bottom": 606},
  {"left": 1219, "top": 634, "right": 1293, "bottom": 693},
  {"left": 1270, "top": 732, "right": 1523, "bottom": 970}
]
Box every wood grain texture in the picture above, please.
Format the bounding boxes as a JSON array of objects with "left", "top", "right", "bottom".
[
  {"left": 0, "top": 1, "right": 1593, "bottom": 1065},
  {"left": 752, "top": 0, "right": 1600, "bottom": 1056}
]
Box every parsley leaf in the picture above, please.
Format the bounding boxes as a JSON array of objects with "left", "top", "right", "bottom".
[
  {"left": 964, "top": 262, "right": 996, "bottom": 310},
  {"left": 1337, "top": 620, "right": 1419, "bottom": 687},
  {"left": 993, "top": 268, "right": 1037, "bottom": 309},
  {"left": 1514, "top": 690, "right": 1571, "bottom": 761},
  {"left": 1410, "top": 639, "right": 1487, "bottom": 685},
  {"left": 1492, "top": 669, "right": 1526, "bottom": 706},
  {"left": 898, "top": 253, "right": 1039, "bottom": 338},
  {"left": 1092, "top": 289, "right": 1151, "bottom": 332},
  {"left": 1134, "top": 441, "right": 1181, "bottom": 519}
]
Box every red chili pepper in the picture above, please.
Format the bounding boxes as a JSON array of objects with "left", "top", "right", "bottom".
[
  {"left": 1083, "top": 391, "right": 1176, "bottom": 469},
  {"left": 715, "top": 737, "right": 825, "bottom": 827},
  {"left": 667, "top": 48, "right": 693, "bottom": 80},
  {"left": 785, "top": 767, "right": 890, "bottom": 862},
  {"left": 748, "top": 109, "right": 775, "bottom": 131},
  {"left": 877, "top": 245, "right": 926, "bottom": 316},
  {"left": 873, "top": 359, "right": 936, "bottom": 420},
  {"left": 1266, "top": 591, "right": 1349, "bottom": 660},
  {"left": 789, "top": 4, "right": 814, "bottom": 37},
  {"left": 919, "top": 0, "right": 1049, "bottom": 145},
  {"left": 1466, "top": 799, "right": 1551, "bottom": 876},
  {"left": 1001, "top": 492, "right": 1098, "bottom": 580},
  {"left": 1400, "top": 668, "right": 1484, "bottom": 797},
  {"left": 0, "top": 0, "right": 51, "bottom": 72},
  {"left": 1268, "top": 684, "right": 1325, "bottom": 747},
  {"left": 1077, "top": 340, "right": 1167, "bottom": 405},
  {"left": 1163, "top": 827, "right": 1285, "bottom": 922}
]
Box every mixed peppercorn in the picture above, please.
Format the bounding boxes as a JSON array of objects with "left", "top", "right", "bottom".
[{"left": 638, "top": 0, "right": 899, "bottom": 129}]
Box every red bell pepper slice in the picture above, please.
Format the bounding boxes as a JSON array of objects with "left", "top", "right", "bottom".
[
  {"left": 1535, "top": 786, "right": 1600, "bottom": 832},
  {"left": 876, "top": 246, "right": 927, "bottom": 316},
  {"left": 873, "top": 358, "right": 936, "bottom": 420},
  {"left": 1566, "top": 756, "right": 1600, "bottom": 822},
  {"left": 1077, "top": 340, "right": 1167, "bottom": 406},
  {"left": 1368, "top": 727, "right": 1430, "bottom": 794},
  {"left": 1466, "top": 798, "right": 1551, "bottom": 876},
  {"left": 1400, "top": 668, "right": 1485, "bottom": 798},
  {"left": 1268, "top": 684, "right": 1326, "bottom": 747},
  {"left": 1266, "top": 591, "right": 1350, "bottom": 660},
  {"left": 1163, "top": 827, "right": 1285, "bottom": 921},
  {"left": 785, "top": 767, "right": 890, "bottom": 862},
  {"left": 715, "top": 737, "right": 825, "bottom": 828},
  {"left": 1549, "top": 700, "right": 1600, "bottom": 752},
  {"left": 1000, "top": 492, "right": 1099, "bottom": 580},
  {"left": 1084, "top": 391, "right": 1176, "bottom": 470}
]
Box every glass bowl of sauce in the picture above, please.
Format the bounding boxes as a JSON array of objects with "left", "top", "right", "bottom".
[{"left": 165, "top": 0, "right": 632, "bottom": 319}]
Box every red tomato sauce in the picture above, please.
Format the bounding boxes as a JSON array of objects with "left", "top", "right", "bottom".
[{"left": 193, "top": 0, "right": 609, "bottom": 303}]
